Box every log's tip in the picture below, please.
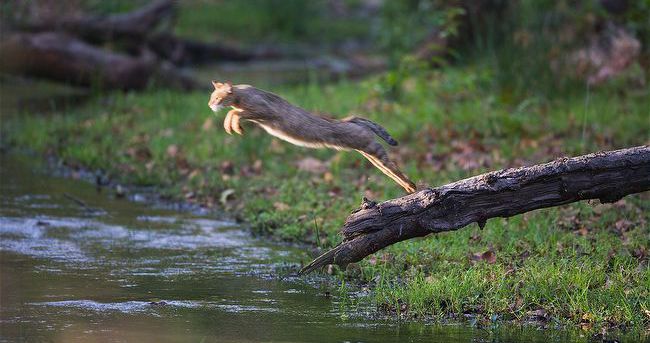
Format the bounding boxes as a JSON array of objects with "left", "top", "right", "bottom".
[{"left": 299, "top": 245, "right": 342, "bottom": 275}]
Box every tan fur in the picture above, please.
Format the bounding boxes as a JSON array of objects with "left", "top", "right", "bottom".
[
  {"left": 224, "top": 108, "right": 244, "bottom": 135},
  {"left": 208, "top": 81, "right": 416, "bottom": 193}
]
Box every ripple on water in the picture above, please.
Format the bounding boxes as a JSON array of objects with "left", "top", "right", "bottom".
[
  {"left": 283, "top": 289, "right": 303, "bottom": 294},
  {"left": 187, "top": 218, "right": 236, "bottom": 229},
  {"left": 0, "top": 218, "right": 148, "bottom": 267},
  {"left": 136, "top": 229, "right": 248, "bottom": 250},
  {"left": 0, "top": 237, "right": 88, "bottom": 263},
  {"left": 0, "top": 216, "right": 91, "bottom": 238},
  {"left": 31, "top": 300, "right": 203, "bottom": 314},
  {"left": 135, "top": 215, "right": 180, "bottom": 224},
  {"left": 32, "top": 300, "right": 279, "bottom": 315},
  {"left": 0, "top": 214, "right": 249, "bottom": 251},
  {"left": 214, "top": 304, "right": 280, "bottom": 313},
  {"left": 0, "top": 216, "right": 131, "bottom": 264},
  {"left": 0, "top": 213, "right": 295, "bottom": 278},
  {"left": 14, "top": 194, "right": 51, "bottom": 202}
]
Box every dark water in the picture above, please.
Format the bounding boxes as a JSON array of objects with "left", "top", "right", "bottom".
[{"left": 0, "top": 154, "right": 577, "bottom": 343}]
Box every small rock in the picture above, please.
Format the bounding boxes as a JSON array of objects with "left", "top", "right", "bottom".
[
  {"left": 115, "top": 185, "right": 126, "bottom": 198},
  {"left": 326, "top": 264, "right": 336, "bottom": 275}
]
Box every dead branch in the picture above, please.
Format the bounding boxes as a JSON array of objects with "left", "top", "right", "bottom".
[{"left": 300, "top": 145, "right": 650, "bottom": 274}]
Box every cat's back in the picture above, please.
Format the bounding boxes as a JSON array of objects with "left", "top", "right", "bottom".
[
  {"left": 235, "top": 84, "right": 308, "bottom": 117},
  {"left": 235, "top": 85, "right": 286, "bottom": 105}
]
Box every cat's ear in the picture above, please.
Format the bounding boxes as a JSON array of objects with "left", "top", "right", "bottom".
[
  {"left": 211, "top": 80, "right": 222, "bottom": 89},
  {"left": 225, "top": 81, "right": 233, "bottom": 93}
]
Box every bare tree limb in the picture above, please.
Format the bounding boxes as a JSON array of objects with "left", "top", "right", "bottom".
[{"left": 300, "top": 145, "right": 650, "bottom": 274}]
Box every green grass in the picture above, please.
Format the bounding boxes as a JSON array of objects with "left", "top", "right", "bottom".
[
  {"left": 2, "top": 65, "right": 649, "bottom": 336},
  {"left": 371, "top": 204, "right": 649, "bottom": 329}
]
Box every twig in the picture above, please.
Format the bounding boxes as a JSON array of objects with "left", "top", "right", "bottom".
[{"left": 63, "top": 192, "right": 99, "bottom": 213}]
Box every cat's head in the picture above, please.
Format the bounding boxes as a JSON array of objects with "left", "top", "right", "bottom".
[{"left": 208, "top": 81, "right": 234, "bottom": 112}]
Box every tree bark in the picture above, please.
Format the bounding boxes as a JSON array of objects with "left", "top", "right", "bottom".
[{"left": 300, "top": 145, "right": 650, "bottom": 274}]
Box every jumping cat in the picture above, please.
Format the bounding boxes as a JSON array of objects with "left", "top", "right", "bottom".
[{"left": 208, "top": 81, "right": 416, "bottom": 193}]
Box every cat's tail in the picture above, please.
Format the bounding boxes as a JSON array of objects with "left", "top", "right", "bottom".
[{"left": 345, "top": 117, "right": 398, "bottom": 146}]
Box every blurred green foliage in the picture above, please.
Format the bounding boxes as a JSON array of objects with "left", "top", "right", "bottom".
[
  {"left": 378, "top": 0, "right": 464, "bottom": 64},
  {"left": 375, "top": 0, "right": 465, "bottom": 98},
  {"left": 375, "top": 0, "right": 649, "bottom": 100},
  {"left": 174, "top": 0, "right": 371, "bottom": 45}
]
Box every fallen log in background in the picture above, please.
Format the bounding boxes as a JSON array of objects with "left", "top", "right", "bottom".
[
  {"left": 0, "top": 32, "right": 197, "bottom": 90},
  {"left": 148, "top": 33, "right": 258, "bottom": 65},
  {"left": 20, "top": 0, "right": 176, "bottom": 42},
  {"left": 300, "top": 145, "right": 650, "bottom": 274},
  {"left": 17, "top": 0, "right": 267, "bottom": 66}
]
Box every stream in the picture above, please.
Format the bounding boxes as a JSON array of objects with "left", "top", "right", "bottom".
[{"left": 0, "top": 154, "right": 573, "bottom": 342}]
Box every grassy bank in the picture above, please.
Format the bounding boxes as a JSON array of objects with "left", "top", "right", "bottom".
[{"left": 2, "top": 66, "right": 649, "bottom": 336}]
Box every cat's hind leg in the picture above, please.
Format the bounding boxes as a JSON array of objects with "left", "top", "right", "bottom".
[{"left": 357, "top": 142, "right": 416, "bottom": 194}]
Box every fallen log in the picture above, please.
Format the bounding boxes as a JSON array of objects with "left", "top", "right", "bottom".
[
  {"left": 148, "top": 33, "right": 257, "bottom": 65},
  {"left": 21, "top": 0, "right": 176, "bottom": 42},
  {"left": 0, "top": 32, "right": 197, "bottom": 90},
  {"left": 19, "top": 0, "right": 264, "bottom": 65},
  {"left": 300, "top": 145, "right": 650, "bottom": 274}
]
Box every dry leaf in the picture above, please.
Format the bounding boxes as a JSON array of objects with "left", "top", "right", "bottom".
[
  {"left": 470, "top": 249, "right": 496, "bottom": 264},
  {"left": 273, "top": 202, "right": 290, "bottom": 211},
  {"left": 296, "top": 157, "right": 328, "bottom": 174},
  {"left": 166, "top": 144, "right": 179, "bottom": 158},
  {"left": 202, "top": 117, "right": 214, "bottom": 131},
  {"left": 252, "top": 159, "right": 263, "bottom": 173},
  {"left": 526, "top": 308, "right": 547, "bottom": 319},
  {"left": 160, "top": 128, "right": 174, "bottom": 137},
  {"left": 615, "top": 219, "right": 633, "bottom": 233},
  {"left": 188, "top": 169, "right": 201, "bottom": 180},
  {"left": 220, "top": 189, "right": 235, "bottom": 205},
  {"left": 126, "top": 146, "right": 152, "bottom": 162},
  {"left": 576, "top": 226, "right": 589, "bottom": 236},
  {"left": 220, "top": 160, "right": 234, "bottom": 175},
  {"left": 323, "top": 171, "right": 334, "bottom": 183}
]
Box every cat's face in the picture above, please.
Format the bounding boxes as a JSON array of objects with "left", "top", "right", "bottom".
[{"left": 208, "top": 81, "right": 233, "bottom": 112}]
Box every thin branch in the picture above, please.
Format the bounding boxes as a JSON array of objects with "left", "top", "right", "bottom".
[{"left": 63, "top": 193, "right": 99, "bottom": 213}]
